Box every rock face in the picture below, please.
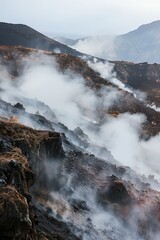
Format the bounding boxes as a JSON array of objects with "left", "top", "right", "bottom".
[
  {"left": 39, "top": 132, "right": 65, "bottom": 160},
  {"left": 0, "top": 116, "right": 78, "bottom": 239},
  {"left": 0, "top": 151, "right": 35, "bottom": 239},
  {"left": 97, "top": 176, "right": 132, "bottom": 205},
  {"left": 0, "top": 187, "right": 31, "bottom": 239}
]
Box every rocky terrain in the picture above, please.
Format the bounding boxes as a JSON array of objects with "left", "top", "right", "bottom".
[
  {"left": 0, "top": 44, "right": 160, "bottom": 240},
  {"left": 0, "top": 95, "right": 160, "bottom": 240}
]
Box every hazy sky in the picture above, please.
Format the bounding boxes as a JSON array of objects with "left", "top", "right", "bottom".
[{"left": 0, "top": 0, "right": 160, "bottom": 37}]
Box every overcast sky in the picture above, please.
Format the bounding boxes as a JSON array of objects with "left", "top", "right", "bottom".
[{"left": 0, "top": 0, "right": 160, "bottom": 38}]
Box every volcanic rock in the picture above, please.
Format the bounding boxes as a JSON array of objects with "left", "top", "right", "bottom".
[{"left": 97, "top": 176, "right": 132, "bottom": 205}]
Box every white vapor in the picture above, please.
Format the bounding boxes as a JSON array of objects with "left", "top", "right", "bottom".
[
  {"left": 88, "top": 60, "right": 146, "bottom": 101},
  {"left": 0, "top": 54, "right": 160, "bottom": 181},
  {"left": 88, "top": 60, "right": 160, "bottom": 112},
  {"left": 19, "top": 57, "right": 120, "bottom": 130},
  {"left": 71, "top": 36, "right": 116, "bottom": 60},
  {"left": 1, "top": 53, "right": 160, "bottom": 240},
  {"left": 85, "top": 112, "right": 160, "bottom": 180},
  {"left": 18, "top": 55, "right": 160, "bottom": 181}
]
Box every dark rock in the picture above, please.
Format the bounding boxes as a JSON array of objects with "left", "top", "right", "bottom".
[
  {"left": 69, "top": 198, "right": 90, "bottom": 212},
  {"left": 14, "top": 139, "right": 30, "bottom": 158},
  {"left": 25, "top": 168, "right": 36, "bottom": 188},
  {"left": 9, "top": 159, "right": 21, "bottom": 170},
  {"left": 73, "top": 127, "right": 89, "bottom": 141},
  {"left": 0, "top": 179, "right": 7, "bottom": 186},
  {"left": 0, "top": 187, "right": 32, "bottom": 238},
  {"left": 0, "top": 137, "right": 13, "bottom": 152},
  {"left": 33, "top": 200, "right": 80, "bottom": 240},
  {"left": 24, "top": 192, "right": 32, "bottom": 203},
  {"left": 14, "top": 102, "right": 25, "bottom": 111},
  {"left": 34, "top": 114, "right": 53, "bottom": 129},
  {"left": 97, "top": 176, "right": 131, "bottom": 205},
  {"left": 39, "top": 132, "right": 65, "bottom": 160}
]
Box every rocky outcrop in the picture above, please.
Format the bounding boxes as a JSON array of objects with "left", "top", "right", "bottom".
[
  {"left": 0, "top": 187, "right": 32, "bottom": 239},
  {"left": 97, "top": 175, "right": 132, "bottom": 205},
  {"left": 0, "top": 118, "right": 78, "bottom": 239},
  {"left": 0, "top": 150, "right": 35, "bottom": 239}
]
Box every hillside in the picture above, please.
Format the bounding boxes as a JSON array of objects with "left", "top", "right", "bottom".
[
  {"left": 0, "top": 41, "right": 160, "bottom": 239},
  {"left": 113, "top": 61, "right": 160, "bottom": 107},
  {"left": 0, "top": 22, "right": 86, "bottom": 57}
]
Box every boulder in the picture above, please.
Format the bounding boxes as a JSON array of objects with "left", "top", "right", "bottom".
[{"left": 97, "top": 176, "right": 131, "bottom": 205}]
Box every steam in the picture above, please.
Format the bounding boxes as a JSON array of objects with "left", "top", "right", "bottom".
[
  {"left": 86, "top": 60, "right": 160, "bottom": 180},
  {"left": 146, "top": 103, "right": 160, "bottom": 112},
  {"left": 70, "top": 35, "right": 116, "bottom": 60},
  {"left": 88, "top": 60, "right": 160, "bottom": 113},
  {"left": 20, "top": 63, "right": 97, "bottom": 129},
  {"left": 0, "top": 53, "right": 160, "bottom": 180},
  {"left": 88, "top": 60, "right": 146, "bottom": 101},
  {"left": 0, "top": 65, "right": 22, "bottom": 103},
  {"left": 0, "top": 52, "right": 160, "bottom": 240},
  {"left": 85, "top": 112, "right": 160, "bottom": 180},
  {"left": 11, "top": 54, "right": 159, "bottom": 181},
  {"left": 19, "top": 56, "right": 121, "bottom": 130}
]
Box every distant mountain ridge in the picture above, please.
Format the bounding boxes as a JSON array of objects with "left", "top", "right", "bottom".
[
  {"left": 55, "top": 20, "right": 160, "bottom": 63},
  {"left": 115, "top": 20, "right": 160, "bottom": 63},
  {"left": 0, "top": 22, "right": 86, "bottom": 57}
]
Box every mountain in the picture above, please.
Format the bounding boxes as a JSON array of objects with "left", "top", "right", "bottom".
[
  {"left": 55, "top": 20, "right": 160, "bottom": 63},
  {"left": 115, "top": 20, "right": 160, "bottom": 63},
  {"left": 0, "top": 22, "right": 87, "bottom": 57},
  {"left": 1, "top": 22, "right": 160, "bottom": 239}
]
